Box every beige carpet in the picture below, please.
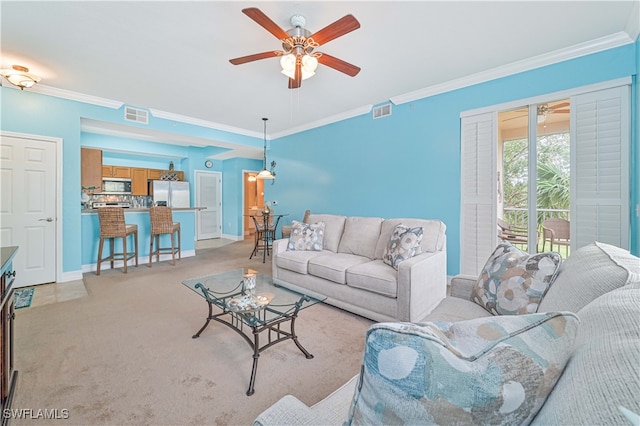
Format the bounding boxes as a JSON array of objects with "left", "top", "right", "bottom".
[{"left": 13, "top": 240, "right": 373, "bottom": 425}]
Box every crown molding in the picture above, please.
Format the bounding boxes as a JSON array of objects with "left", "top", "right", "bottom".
[
  {"left": 626, "top": 1, "right": 640, "bottom": 41},
  {"left": 272, "top": 104, "right": 373, "bottom": 139},
  {"left": 390, "top": 32, "right": 634, "bottom": 106},
  {"left": 27, "top": 84, "right": 124, "bottom": 109},
  {"left": 148, "top": 109, "right": 262, "bottom": 139},
  {"left": 6, "top": 31, "right": 634, "bottom": 140}
]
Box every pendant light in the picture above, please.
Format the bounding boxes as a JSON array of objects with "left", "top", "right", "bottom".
[{"left": 256, "top": 117, "right": 275, "bottom": 180}]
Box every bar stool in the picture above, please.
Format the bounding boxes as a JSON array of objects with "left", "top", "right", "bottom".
[
  {"left": 96, "top": 207, "right": 138, "bottom": 275},
  {"left": 250, "top": 214, "right": 275, "bottom": 263},
  {"left": 149, "top": 206, "right": 181, "bottom": 266}
]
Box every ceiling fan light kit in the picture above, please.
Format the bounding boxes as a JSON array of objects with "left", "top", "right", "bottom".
[
  {"left": 230, "top": 7, "right": 360, "bottom": 89},
  {"left": 257, "top": 117, "right": 275, "bottom": 180},
  {"left": 0, "top": 65, "right": 41, "bottom": 90}
]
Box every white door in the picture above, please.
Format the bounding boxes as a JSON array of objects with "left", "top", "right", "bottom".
[
  {"left": 0, "top": 133, "right": 57, "bottom": 287},
  {"left": 195, "top": 170, "right": 221, "bottom": 239}
]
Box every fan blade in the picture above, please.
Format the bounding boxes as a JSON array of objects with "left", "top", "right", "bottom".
[
  {"left": 317, "top": 53, "right": 360, "bottom": 77},
  {"left": 502, "top": 114, "right": 527, "bottom": 122},
  {"left": 309, "top": 14, "right": 360, "bottom": 46},
  {"left": 550, "top": 109, "right": 570, "bottom": 114},
  {"left": 242, "top": 8, "right": 290, "bottom": 40},
  {"left": 288, "top": 61, "right": 302, "bottom": 89},
  {"left": 229, "top": 51, "right": 281, "bottom": 65},
  {"left": 548, "top": 102, "right": 570, "bottom": 111}
]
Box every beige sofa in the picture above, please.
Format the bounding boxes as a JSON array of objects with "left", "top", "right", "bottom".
[
  {"left": 256, "top": 241, "right": 640, "bottom": 425},
  {"left": 271, "top": 214, "right": 447, "bottom": 323}
]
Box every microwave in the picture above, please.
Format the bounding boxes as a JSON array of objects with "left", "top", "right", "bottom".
[{"left": 102, "top": 178, "right": 132, "bottom": 194}]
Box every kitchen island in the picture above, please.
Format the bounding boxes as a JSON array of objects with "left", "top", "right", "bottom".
[{"left": 81, "top": 208, "right": 205, "bottom": 272}]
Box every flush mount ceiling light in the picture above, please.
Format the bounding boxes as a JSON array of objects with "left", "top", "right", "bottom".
[
  {"left": 0, "top": 65, "right": 41, "bottom": 90},
  {"left": 256, "top": 118, "right": 275, "bottom": 180}
]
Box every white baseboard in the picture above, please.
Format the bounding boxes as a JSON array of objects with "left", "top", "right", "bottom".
[
  {"left": 221, "top": 234, "right": 243, "bottom": 241},
  {"left": 80, "top": 250, "right": 196, "bottom": 273}
]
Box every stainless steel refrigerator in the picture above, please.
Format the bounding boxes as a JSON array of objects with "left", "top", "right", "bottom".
[{"left": 151, "top": 181, "right": 190, "bottom": 208}]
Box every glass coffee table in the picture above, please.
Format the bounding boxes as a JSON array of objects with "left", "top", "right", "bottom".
[{"left": 182, "top": 268, "right": 326, "bottom": 396}]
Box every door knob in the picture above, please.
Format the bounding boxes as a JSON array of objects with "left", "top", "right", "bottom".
[{"left": 38, "top": 217, "right": 53, "bottom": 222}]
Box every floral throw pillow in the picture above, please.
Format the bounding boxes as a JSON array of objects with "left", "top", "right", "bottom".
[
  {"left": 286, "top": 220, "right": 325, "bottom": 251},
  {"left": 346, "top": 312, "right": 580, "bottom": 425},
  {"left": 472, "top": 242, "right": 562, "bottom": 315},
  {"left": 383, "top": 225, "right": 423, "bottom": 270}
]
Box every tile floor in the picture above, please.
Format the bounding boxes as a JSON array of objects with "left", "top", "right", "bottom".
[{"left": 18, "top": 279, "right": 88, "bottom": 309}]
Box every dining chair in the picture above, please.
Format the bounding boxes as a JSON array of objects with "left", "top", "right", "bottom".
[{"left": 542, "top": 218, "right": 570, "bottom": 252}]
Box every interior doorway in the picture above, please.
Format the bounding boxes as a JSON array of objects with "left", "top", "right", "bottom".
[{"left": 243, "top": 171, "right": 264, "bottom": 239}]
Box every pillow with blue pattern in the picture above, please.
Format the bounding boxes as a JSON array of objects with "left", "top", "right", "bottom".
[
  {"left": 382, "top": 225, "right": 423, "bottom": 270},
  {"left": 346, "top": 312, "right": 579, "bottom": 425},
  {"left": 472, "top": 242, "right": 562, "bottom": 315},
  {"left": 287, "top": 220, "right": 325, "bottom": 251}
]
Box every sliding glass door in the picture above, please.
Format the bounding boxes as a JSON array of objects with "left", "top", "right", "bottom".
[
  {"left": 497, "top": 99, "right": 571, "bottom": 257},
  {"left": 460, "top": 82, "right": 630, "bottom": 276}
]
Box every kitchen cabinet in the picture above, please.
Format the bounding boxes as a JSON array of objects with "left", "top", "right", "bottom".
[
  {"left": 103, "top": 166, "right": 131, "bottom": 178},
  {"left": 81, "top": 148, "right": 103, "bottom": 192},
  {"left": 148, "top": 169, "right": 163, "bottom": 180},
  {"left": 0, "top": 246, "right": 18, "bottom": 425},
  {"left": 147, "top": 170, "right": 185, "bottom": 181},
  {"left": 131, "top": 168, "right": 148, "bottom": 195}
]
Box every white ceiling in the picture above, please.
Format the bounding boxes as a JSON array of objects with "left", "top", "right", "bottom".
[{"left": 2, "top": 1, "right": 638, "bottom": 144}]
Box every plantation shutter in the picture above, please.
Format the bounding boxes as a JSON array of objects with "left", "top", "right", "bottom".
[
  {"left": 460, "top": 112, "right": 497, "bottom": 276},
  {"left": 571, "top": 85, "right": 630, "bottom": 250}
]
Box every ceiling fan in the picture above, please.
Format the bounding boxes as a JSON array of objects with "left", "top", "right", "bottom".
[
  {"left": 503, "top": 102, "right": 570, "bottom": 122},
  {"left": 229, "top": 8, "right": 361, "bottom": 89}
]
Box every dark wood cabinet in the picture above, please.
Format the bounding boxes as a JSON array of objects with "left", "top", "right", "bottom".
[{"left": 0, "top": 247, "right": 18, "bottom": 426}]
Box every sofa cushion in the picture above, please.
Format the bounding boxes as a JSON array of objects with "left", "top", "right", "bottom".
[
  {"left": 423, "top": 297, "right": 494, "bottom": 323},
  {"left": 533, "top": 283, "right": 640, "bottom": 424},
  {"left": 346, "top": 312, "right": 579, "bottom": 426},
  {"left": 472, "top": 242, "right": 562, "bottom": 315},
  {"left": 382, "top": 225, "right": 423, "bottom": 270},
  {"left": 375, "top": 219, "right": 446, "bottom": 259},
  {"left": 308, "top": 253, "right": 370, "bottom": 285},
  {"left": 538, "top": 241, "right": 640, "bottom": 313},
  {"left": 338, "top": 217, "right": 383, "bottom": 259},
  {"left": 276, "top": 249, "right": 329, "bottom": 274},
  {"left": 306, "top": 214, "right": 346, "bottom": 252},
  {"left": 347, "top": 260, "right": 398, "bottom": 298},
  {"left": 287, "top": 220, "right": 325, "bottom": 251}
]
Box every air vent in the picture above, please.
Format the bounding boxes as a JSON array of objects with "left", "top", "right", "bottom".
[
  {"left": 373, "top": 104, "right": 392, "bottom": 119},
  {"left": 124, "top": 106, "right": 149, "bottom": 124}
]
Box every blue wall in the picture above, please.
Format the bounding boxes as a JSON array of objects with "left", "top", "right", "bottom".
[
  {"left": 2, "top": 41, "right": 638, "bottom": 278},
  {"left": 0, "top": 89, "right": 262, "bottom": 274},
  {"left": 268, "top": 43, "right": 639, "bottom": 275}
]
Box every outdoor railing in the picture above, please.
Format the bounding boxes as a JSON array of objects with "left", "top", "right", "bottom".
[{"left": 502, "top": 207, "right": 571, "bottom": 257}]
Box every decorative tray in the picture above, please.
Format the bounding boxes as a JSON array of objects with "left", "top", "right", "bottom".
[{"left": 226, "top": 294, "right": 270, "bottom": 312}]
